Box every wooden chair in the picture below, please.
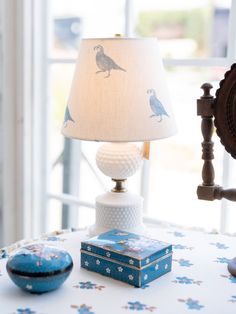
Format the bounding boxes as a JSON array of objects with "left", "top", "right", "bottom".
[{"left": 197, "top": 63, "right": 236, "bottom": 277}]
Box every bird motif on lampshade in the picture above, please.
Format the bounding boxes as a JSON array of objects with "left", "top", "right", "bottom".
[
  {"left": 147, "top": 89, "right": 169, "bottom": 122},
  {"left": 94, "top": 45, "right": 126, "bottom": 78},
  {"left": 63, "top": 106, "right": 74, "bottom": 127}
]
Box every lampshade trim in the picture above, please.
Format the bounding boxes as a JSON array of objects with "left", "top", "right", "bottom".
[{"left": 62, "top": 128, "right": 177, "bottom": 143}]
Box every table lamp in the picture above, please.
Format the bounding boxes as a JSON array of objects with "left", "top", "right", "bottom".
[{"left": 62, "top": 38, "right": 176, "bottom": 235}]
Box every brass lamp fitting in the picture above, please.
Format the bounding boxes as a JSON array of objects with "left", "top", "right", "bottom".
[{"left": 111, "top": 179, "right": 127, "bottom": 193}]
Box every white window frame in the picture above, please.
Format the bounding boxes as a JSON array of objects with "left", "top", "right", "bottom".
[
  {"left": 1, "top": 0, "right": 34, "bottom": 245},
  {"left": 1, "top": 0, "right": 236, "bottom": 246},
  {"left": 1, "top": 0, "right": 49, "bottom": 245}
]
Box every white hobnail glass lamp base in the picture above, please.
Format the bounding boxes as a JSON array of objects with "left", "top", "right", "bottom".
[
  {"left": 89, "top": 191, "right": 145, "bottom": 236},
  {"left": 88, "top": 142, "right": 145, "bottom": 236}
]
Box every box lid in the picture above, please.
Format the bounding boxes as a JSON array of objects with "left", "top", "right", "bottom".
[
  {"left": 6, "top": 243, "right": 73, "bottom": 276},
  {"left": 81, "top": 229, "right": 172, "bottom": 268}
]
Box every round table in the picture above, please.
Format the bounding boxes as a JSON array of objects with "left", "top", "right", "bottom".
[{"left": 0, "top": 224, "right": 236, "bottom": 314}]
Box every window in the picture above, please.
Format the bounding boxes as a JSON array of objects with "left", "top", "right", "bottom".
[{"left": 1, "top": 0, "right": 236, "bottom": 246}]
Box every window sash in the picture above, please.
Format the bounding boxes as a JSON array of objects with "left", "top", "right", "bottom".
[{"left": 1, "top": 0, "right": 34, "bottom": 245}]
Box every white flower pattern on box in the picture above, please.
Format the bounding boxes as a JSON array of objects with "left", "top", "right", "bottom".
[{"left": 155, "top": 264, "right": 159, "bottom": 271}]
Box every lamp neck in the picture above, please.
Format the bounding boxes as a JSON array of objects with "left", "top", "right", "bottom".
[{"left": 111, "top": 179, "right": 127, "bottom": 193}]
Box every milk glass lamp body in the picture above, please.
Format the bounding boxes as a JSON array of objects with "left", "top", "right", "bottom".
[{"left": 94, "top": 143, "right": 144, "bottom": 234}]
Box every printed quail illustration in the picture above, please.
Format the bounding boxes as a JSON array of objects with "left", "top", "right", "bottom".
[
  {"left": 64, "top": 106, "right": 74, "bottom": 127},
  {"left": 147, "top": 89, "right": 169, "bottom": 122},
  {"left": 94, "top": 45, "right": 126, "bottom": 78}
]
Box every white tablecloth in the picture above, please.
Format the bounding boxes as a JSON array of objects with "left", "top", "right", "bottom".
[{"left": 0, "top": 225, "right": 236, "bottom": 314}]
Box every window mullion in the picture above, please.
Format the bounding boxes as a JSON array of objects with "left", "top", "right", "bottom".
[
  {"left": 1, "top": 0, "right": 35, "bottom": 246},
  {"left": 31, "top": 0, "right": 50, "bottom": 236},
  {"left": 226, "top": 0, "right": 236, "bottom": 62},
  {"left": 48, "top": 193, "right": 94, "bottom": 209}
]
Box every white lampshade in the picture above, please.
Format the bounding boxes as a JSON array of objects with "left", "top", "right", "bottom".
[{"left": 62, "top": 38, "right": 176, "bottom": 142}]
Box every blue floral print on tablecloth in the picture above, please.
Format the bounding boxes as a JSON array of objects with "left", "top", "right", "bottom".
[
  {"left": 71, "top": 304, "right": 95, "bottom": 314},
  {"left": 221, "top": 274, "right": 236, "bottom": 283},
  {"left": 214, "top": 257, "right": 231, "bottom": 263},
  {"left": 15, "top": 308, "right": 36, "bottom": 314},
  {"left": 0, "top": 249, "right": 8, "bottom": 259},
  {"left": 229, "top": 296, "right": 236, "bottom": 303},
  {"left": 178, "top": 298, "right": 204, "bottom": 310},
  {"left": 73, "top": 281, "right": 105, "bottom": 291},
  {"left": 173, "top": 259, "right": 193, "bottom": 267},
  {"left": 172, "top": 244, "right": 193, "bottom": 250},
  {"left": 173, "top": 276, "right": 202, "bottom": 285},
  {"left": 210, "top": 242, "right": 229, "bottom": 249},
  {"left": 168, "top": 231, "right": 185, "bottom": 237},
  {"left": 123, "top": 301, "right": 156, "bottom": 312}
]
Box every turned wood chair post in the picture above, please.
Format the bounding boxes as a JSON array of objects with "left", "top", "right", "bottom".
[
  {"left": 197, "top": 82, "right": 236, "bottom": 202},
  {"left": 196, "top": 66, "right": 236, "bottom": 277},
  {"left": 197, "top": 83, "right": 218, "bottom": 201}
]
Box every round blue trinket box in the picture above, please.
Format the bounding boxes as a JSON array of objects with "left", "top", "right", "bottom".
[{"left": 6, "top": 243, "right": 73, "bottom": 293}]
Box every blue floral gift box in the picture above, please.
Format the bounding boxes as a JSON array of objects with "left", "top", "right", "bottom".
[{"left": 81, "top": 229, "right": 172, "bottom": 287}]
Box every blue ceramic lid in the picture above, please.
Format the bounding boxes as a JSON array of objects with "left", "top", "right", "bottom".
[
  {"left": 81, "top": 229, "right": 172, "bottom": 268},
  {"left": 7, "top": 243, "right": 73, "bottom": 276}
]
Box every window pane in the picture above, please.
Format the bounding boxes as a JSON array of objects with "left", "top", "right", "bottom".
[
  {"left": 49, "top": 63, "right": 74, "bottom": 196},
  {"left": 47, "top": 199, "right": 95, "bottom": 231},
  {"left": 146, "top": 66, "right": 227, "bottom": 230},
  {"left": 132, "top": 0, "right": 231, "bottom": 58},
  {"left": 47, "top": 199, "right": 63, "bottom": 231},
  {"left": 50, "top": 0, "right": 126, "bottom": 58}
]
